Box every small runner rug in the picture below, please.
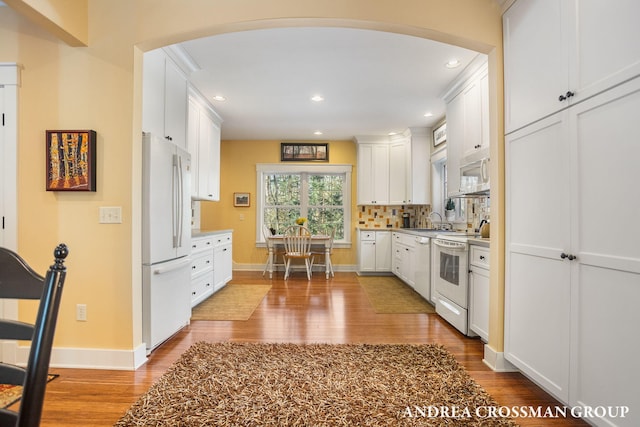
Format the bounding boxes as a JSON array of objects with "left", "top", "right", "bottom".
[
  {"left": 114, "top": 342, "right": 517, "bottom": 426},
  {"left": 191, "top": 284, "right": 271, "bottom": 321},
  {"left": 0, "top": 374, "right": 58, "bottom": 408},
  {"left": 358, "top": 275, "right": 436, "bottom": 314}
]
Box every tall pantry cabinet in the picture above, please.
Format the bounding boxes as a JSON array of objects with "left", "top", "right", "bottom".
[{"left": 504, "top": 1, "right": 640, "bottom": 425}]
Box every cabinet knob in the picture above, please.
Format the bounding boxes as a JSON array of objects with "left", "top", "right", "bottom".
[
  {"left": 479, "top": 255, "right": 485, "bottom": 260},
  {"left": 560, "top": 252, "right": 568, "bottom": 259},
  {"left": 558, "top": 91, "right": 575, "bottom": 102},
  {"left": 165, "top": 135, "right": 173, "bottom": 141},
  {"left": 560, "top": 252, "right": 577, "bottom": 261}
]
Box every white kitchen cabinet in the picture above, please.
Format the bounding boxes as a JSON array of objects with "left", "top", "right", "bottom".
[
  {"left": 356, "top": 140, "right": 389, "bottom": 205},
  {"left": 388, "top": 140, "right": 407, "bottom": 205},
  {"left": 506, "top": 77, "right": 640, "bottom": 424},
  {"left": 187, "top": 91, "right": 223, "bottom": 201},
  {"left": 468, "top": 244, "right": 489, "bottom": 342},
  {"left": 389, "top": 128, "right": 431, "bottom": 205},
  {"left": 462, "top": 65, "right": 490, "bottom": 160},
  {"left": 357, "top": 230, "right": 391, "bottom": 273},
  {"left": 443, "top": 58, "right": 489, "bottom": 198},
  {"left": 190, "top": 235, "right": 214, "bottom": 307},
  {"left": 142, "top": 48, "right": 188, "bottom": 149},
  {"left": 503, "top": 0, "right": 640, "bottom": 134},
  {"left": 391, "top": 232, "right": 414, "bottom": 286},
  {"left": 213, "top": 232, "right": 233, "bottom": 291},
  {"left": 444, "top": 91, "right": 463, "bottom": 197}
]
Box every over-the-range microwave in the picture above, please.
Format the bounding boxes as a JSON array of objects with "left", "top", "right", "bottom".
[{"left": 458, "top": 157, "right": 490, "bottom": 196}]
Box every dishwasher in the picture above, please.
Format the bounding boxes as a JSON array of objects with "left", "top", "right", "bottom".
[{"left": 413, "top": 235, "right": 431, "bottom": 301}]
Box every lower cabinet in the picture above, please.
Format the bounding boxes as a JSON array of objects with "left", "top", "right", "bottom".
[
  {"left": 357, "top": 230, "right": 391, "bottom": 273},
  {"left": 191, "top": 231, "right": 233, "bottom": 307},
  {"left": 213, "top": 232, "right": 233, "bottom": 291},
  {"left": 392, "top": 232, "right": 415, "bottom": 286},
  {"left": 468, "top": 244, "right": 489, "bottom": 342}
]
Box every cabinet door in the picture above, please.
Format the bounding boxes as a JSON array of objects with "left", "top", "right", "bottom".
[
  {"left": 359, "top": 240, "right": 377, "bottom": 272},
  {"left": 568, "top": 78, "right": 640, "bottom": 420},
  {"left": 187, "top": 98, "right": 200, "bottom": 198},
  {"left": 505, "top": 112, "right": 571, "bottom": 401},
  {"left": 388, "top": 140, "right": 407, "bottom": 204},
  {"left": 445, "top": 92, "right": 464, "bottom": 196},
  {"left": 463, "top": 79, "right": 482, "bottom": 158},
  {"left": 164, "top": 58, "right": 188, "bottom": 149},
  {"left": 357, "top": 144, "right": 389, "bottom": 205},
  {"left": 469, "top": 266, "right": 489, "bottom": 342},
  {"left": 568, "top": 0, "right": 640, "bottom": 106},
  {"left": 503, "top": 0, "right": 569, "bottom": 133},
  {"left": 142, "top": 49, "right": 166, "bottom": 137},
  {"left": 375, "top": 231, "right": 391, "bottom": 272},
  {"left": 197, "top": 112, "right": 213, "bottom": 199}
]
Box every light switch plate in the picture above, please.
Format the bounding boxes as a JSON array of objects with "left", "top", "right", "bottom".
[{"left": 99, "top": 206, "right": 122, "bottom": 224}]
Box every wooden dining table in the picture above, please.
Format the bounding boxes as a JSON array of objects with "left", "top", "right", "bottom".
[{"left": 265, "top": 234, "right": 332, "bottom": 279}]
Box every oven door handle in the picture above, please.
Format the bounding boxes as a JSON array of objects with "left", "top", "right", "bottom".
[{"left": 433, "top": 239, "right": 467, "bottom": 250}]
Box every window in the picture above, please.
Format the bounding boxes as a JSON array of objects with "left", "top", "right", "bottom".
[{"left": 256, "top": 164, "right": 352, "bottom": 245}]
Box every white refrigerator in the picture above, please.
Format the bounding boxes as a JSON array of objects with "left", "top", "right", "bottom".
[{"left": 142, "top": 132, "right": 192, "bottom": 353}]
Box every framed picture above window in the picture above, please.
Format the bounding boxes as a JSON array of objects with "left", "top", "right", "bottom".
[
  {"left": 281, "top": 143, "right": 329, "bottom": 162},
  {"left": 433, "top": 122, "right": 447, "bottom": 147},
  {"left": 234, "top": 192, "right": 250, "bottom": 207}
]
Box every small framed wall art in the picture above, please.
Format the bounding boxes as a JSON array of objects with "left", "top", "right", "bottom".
[
  {"left": 46, "top": 130, "right": 97, "bottom": 191},
  {"left": 281, "top": 142, "right": 329, "bottom": 162},
  {"left": 234, "top": 192, "right": 250, "bottom": 207},
  {"left": 433, "top": 122, "right": 447, "bottom": 147}
]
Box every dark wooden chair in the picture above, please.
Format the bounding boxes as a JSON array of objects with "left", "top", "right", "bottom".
[{"left": 0, "top": 244, "right": 69, "bottom": 427}]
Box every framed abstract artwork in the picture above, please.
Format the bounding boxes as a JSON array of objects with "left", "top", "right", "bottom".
[{"left": 46, "top": 130, "right": 97, "bottom": 191}]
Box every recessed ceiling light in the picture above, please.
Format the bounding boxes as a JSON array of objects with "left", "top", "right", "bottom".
[
  {"left": 313, "top": 130, "right": 323, "bottom": 135},
  {"left": 212, "top": 95, "right": 226, "bottom": 102},
  {"left": 311, "top": 95, "right": 324, "bottom": 102},
  {"left": 388, "top": 132, "right": 398, "bottom": 136},
  {"left": 445, "top": 59, "right": 461, "bottom": 69},
  {"left": 424, "top": 112, "right": 433, "bottom": 118}
]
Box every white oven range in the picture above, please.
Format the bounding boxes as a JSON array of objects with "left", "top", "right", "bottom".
[{"left": 432, "top": 233, "right": 477, "bottom": 337}]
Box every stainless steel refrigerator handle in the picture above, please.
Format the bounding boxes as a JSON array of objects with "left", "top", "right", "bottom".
[
  {"left": 172, "top": 154, "right": 179, "bottom": 248},
  {"left": 177, "top": 154, "right": 184, "bottom": 248}
]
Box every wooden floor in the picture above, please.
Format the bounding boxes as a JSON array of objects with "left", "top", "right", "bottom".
[{"left": 32, "top": 271, "right": 587, "bottom": 426}]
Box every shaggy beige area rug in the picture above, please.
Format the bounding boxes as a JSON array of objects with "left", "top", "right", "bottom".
[
  {"left": 114, "top": 342, "right": 517, "bottom": 426},
  {"left": 191, "top": 284, "right": 271, "bottom": 321},
  {"left": 358, "top": 276, "right": 436, "bottom": 314}
]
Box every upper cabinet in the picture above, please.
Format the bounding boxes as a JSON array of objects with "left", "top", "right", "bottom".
[
  {"left": 355, "top": 128, "right": 430, "bottom": 206},
  {"left": 390, "top": 128, "right": 431, "bottom": 205},
  {"left": 188, "top": 89, "right": 223, "bottom": 201},
  {"left": 443, "top": 57, "right": 488, "bottom": 197},
  {"left": 503, "top": 0, "right": 640, "bottom": 134},
  {"left": 355, "top": 137, "right": 389, "bottom": 205},
  {"left": 142, "top": 48, "right": 188, "bottom": 149}
]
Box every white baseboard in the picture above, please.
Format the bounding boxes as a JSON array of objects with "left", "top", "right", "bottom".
[
  {"left": 483, "top": 344, "right": 519, "bottom": 372},
  {"left": 9, "top": 341, "right": 148, "bottom": 370}
]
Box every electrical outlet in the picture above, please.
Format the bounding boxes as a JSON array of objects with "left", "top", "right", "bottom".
[{"left": 76, "top": 304, "right": 87, "bottom": 321}]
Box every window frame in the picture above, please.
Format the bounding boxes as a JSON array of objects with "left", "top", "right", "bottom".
[{"left": 256, "top": 163, "right": 352, "bottom": 247}]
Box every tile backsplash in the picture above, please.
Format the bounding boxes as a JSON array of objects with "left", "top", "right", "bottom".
[{"left": 357, "top": 205, "right": 431, "bottom": 229}]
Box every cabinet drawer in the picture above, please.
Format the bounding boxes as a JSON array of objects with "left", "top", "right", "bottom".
[
  {"left": 394, "top": 232, "right": 416, "bottom": 247},
  {"left": 213, "top": 233, "right": 232, "bottom": 247},
  {"left": 360, "top": 231, "right": 376, "bottom": 241},
  {"left": 191, "top": 251, "right": 213, "bottom": 276},
  {"left": 191, "top": 273, "right": 214, "bottom": 303},
  {"left": 470, "top": 246, "right": 490, "bottom": 269},
  {"left": 191, "top": 236, "right": 214, "bottom": 253}
]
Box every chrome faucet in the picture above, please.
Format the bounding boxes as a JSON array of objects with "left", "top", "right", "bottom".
[{"left": 428, "top": 211, "right": 443, "bottom": 229}]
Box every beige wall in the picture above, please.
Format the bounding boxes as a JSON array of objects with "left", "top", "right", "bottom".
[
  {"left": 202, "top": 139, "right": 358, "bottom": 268},
  {"left": 0, "top": 0, "right": 503, "bottom": 360}
]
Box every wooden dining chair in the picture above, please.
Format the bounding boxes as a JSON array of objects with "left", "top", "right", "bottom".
[
  {"left": 282, "top": 225, "right": 314, "bottom": 280},
  {"left": 311, "top": 226, "right": 335, "bottom": 278},
  {"left": 0, "top": 244, "right": 69, "bottom": 427}
]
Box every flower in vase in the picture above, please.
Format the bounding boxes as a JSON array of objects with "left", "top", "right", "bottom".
[{"left": 295, "top": 217, "right": 307, "bottom": 225}]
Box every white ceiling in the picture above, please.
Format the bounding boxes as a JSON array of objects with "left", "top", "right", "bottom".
[{"left": 176, "top": 27, "right": 483, "bottom": 141}]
